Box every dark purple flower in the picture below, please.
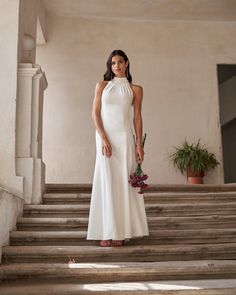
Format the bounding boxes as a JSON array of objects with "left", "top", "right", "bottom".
[{"left": 128, "top": 133, "right": 148, "bottom": 194}]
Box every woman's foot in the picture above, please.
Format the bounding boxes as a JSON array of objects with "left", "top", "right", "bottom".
[
  {"left": 99, "top": 240, "right": 112, "bottom": 247},
  {"left": 111, "top": 240, "right": 125, "bottom": 247}
]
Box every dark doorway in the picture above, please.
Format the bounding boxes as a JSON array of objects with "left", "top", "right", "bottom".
[{"left": 217, "top": 64, "right": 236, "bottom": 183}]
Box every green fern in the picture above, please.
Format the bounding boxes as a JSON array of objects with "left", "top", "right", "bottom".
[{"left": 169, "top": 139, "right": 219, "bottom": 176}]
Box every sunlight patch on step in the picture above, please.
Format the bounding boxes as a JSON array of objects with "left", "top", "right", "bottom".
[
  {"left": 82, "top": 279, "right": 236, "bottom": 291},
  {"left": 68, "top": 263, "right": 121, "bottom": 269},
  {"left": 83, "top": 282, "right": 201, "bottom": 291}
]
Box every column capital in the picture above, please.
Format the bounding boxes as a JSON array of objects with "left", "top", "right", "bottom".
[{"left": 18, "top": 63, "right": 41, "bottom": 77}]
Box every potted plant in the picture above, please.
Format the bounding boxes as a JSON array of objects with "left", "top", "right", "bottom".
[{"left": 169, "top": 139, "right": 220, "bottom": 184}]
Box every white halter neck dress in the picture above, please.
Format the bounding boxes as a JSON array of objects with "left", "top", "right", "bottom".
[{"left": 87, "top": 77, "right": 149, "bottom": 240}]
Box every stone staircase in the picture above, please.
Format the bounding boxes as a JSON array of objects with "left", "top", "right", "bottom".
[{"left": 1, "top": 184, "right": 236, "bottom": 294}]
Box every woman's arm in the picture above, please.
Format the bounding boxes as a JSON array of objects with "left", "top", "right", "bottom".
[
  {"left": 132, "top": 85, "right": 145, "bottom": 162},
  {"left": 91, "top": 82, "right": 112, "bottom": 157}
]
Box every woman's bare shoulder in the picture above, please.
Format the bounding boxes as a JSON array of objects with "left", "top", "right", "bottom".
[
  {"left": 130, "top": 83, "right": 143, "bottom": 94},
  {"left": 94, "top": 81, "right": 109, "bottom": 96},
  {"left": 96, "top": 80, "right": 109, "bottom": 89}
]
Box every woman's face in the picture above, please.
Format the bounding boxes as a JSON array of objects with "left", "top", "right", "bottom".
[{"left": 111, "top": 55, "right": 128, "bottom": 77}]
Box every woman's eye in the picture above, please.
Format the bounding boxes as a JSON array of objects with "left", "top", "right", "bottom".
[{"left": 112, "top": 60, "right": 124, "bottom": 65}]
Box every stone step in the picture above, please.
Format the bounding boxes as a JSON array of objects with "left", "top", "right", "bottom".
[
  {"left": 17, "top": 217, "right": 89, "bottom": 231},
  {"left": 23, "top": 203, "right": 236, "bottom": 217},
  {"left": 144, "top": 184, "right": 236, "bottom": 193},
  {"left": 46, "top": 183, "right": 92, "bottom": 194},
  {"left": 17, "top": 215, "right": 236, "bottom": 231},
  {"left": 43, "top": 193, "right": 91, "bottom": 204},
  {"left": 3, "top": 243, "right": 236, "bottom": 263},
  {"left": 1, "top": 261, "right": 236, "bottom": 283},
  {"left": 45, "top": 183, "right": 236, "bottom": 194},
  {"left": 10, "top": 228, "right": 236, "bottom": 246},
  {"left": 43, "top": 192, "right": 236, "bottom": 205},
  {"left": 1, "top": 279, "right": 236, "bottom": 295}
]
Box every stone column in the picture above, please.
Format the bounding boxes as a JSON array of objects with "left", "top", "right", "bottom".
[{"left": 16, "top": 63, "right": 48, "bottom": 204}]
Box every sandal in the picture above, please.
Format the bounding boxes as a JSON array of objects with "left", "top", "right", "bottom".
[
  {"left": 111, "top": 240, "right": 125, "bottom": 247},
  {"left": 99, "top": 240, "right": 112, "bottom": 247}
]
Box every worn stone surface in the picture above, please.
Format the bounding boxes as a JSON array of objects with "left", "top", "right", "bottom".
[
  {"left": 43, "top": 192, "right": 236, "bottom": 205},
  {"left": 1, "top": 261, "right": 236, "bottom": 283},
  {"left": 3, "top": 243, "right": 236, "bottom": 263},
  {"left": 22, "top": 202, "right": 236, "bottom": 218},
  {"left": 1, "top": 280, "right": 236, "bottom": 295},
  {"left": 16, "top": 215, "right": 236, "bottom": 231},
  {"left": 2, "top": 187, "right": 236, "bottom": 293},
  {"left": 9, "top": 228, "right": 236, "bottom": 246},
  {"left": 45, "top": 184, "right": 236, "bottom": 194}
]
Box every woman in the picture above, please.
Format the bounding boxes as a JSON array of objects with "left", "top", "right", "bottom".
[{"left": 87, "top": 49, "right": 149, "bottom": 247}]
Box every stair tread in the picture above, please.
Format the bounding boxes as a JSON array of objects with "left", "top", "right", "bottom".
[
  {"left": 10, "top": 228, "right": 236, "bottom": 238},
  {"left": 1, "top": 279, "right": 236, "bottom": 294},
  {"left": 24, "top": 204, "right": 90, "bottom": 209},
  {"left": 46, "top": 183, "right": 236, "bottom": 193},
  {"left": 17, "top": 215, "right": 236, "bottom": 223},
  {"left": 44, "top": 193, "right": 90, "bottom": 198},
  {"left": 18, "top": 217, "right": 89, "bottom": 223},
  {"left": 1, "top": 260, "right": 236, "bottom": 273},
  {"left": 43, "top": 192, "right": 236, "bottom": 198},
  {"left": 24, "top": 202, "right": 236, "bottom": 209},
  {"left": 3, "top": 243, "right": 236, "bottom": 255}
]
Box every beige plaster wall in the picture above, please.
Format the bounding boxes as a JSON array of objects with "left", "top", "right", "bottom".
[
  {"left": 18, "top": 0, "right": 39, "bottom": 63},
  {"left": 0, "top": 189, "right": 23, "bottom": 263},
  {"left": 0, "top": 0, "right": 23, "bottom": 195},
  {"left": 0, "top": 0, "right": 40, "bottom": 195},
  {"left": 0, "top": 0, "right": 42, "bottom": 262},
  {"left": 36, "top": 16, "right": 236, "bottom": 184}
]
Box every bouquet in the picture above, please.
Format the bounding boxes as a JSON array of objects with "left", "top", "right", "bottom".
[{"left": 128, "top": 133, "right": 148, "bottom": 194}]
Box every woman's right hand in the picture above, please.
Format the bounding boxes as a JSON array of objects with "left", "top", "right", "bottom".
[{"left": 102, "top": 137, "right": 112, "bottom": 157}]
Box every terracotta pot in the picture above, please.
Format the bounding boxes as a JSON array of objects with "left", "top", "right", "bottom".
[
  {"left": 187, "top": 168, "right": 204, "bottom": 184},
  {"left": 187, "top": 168, "right": 204, "bottom": 178},
  {"left": 187, "top": 176, "right": 204, "bottom": 184}
]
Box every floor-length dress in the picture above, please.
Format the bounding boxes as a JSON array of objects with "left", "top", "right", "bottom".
[{"left": 87, "top": 76, "right": 149, "bottom": 240}]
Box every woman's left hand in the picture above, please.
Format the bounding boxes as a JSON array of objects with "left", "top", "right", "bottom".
[{"left": 136, "top": 145, "right": 144, "bottom": 163}]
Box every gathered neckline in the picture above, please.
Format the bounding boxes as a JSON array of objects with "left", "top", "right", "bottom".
[{"left": 112, "top": 76, "right": 128, "bottom": 84}]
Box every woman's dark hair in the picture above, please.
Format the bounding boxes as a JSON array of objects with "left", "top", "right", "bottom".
[{"left": 104, "top": 49, "right": 132, "bottom": 83}]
